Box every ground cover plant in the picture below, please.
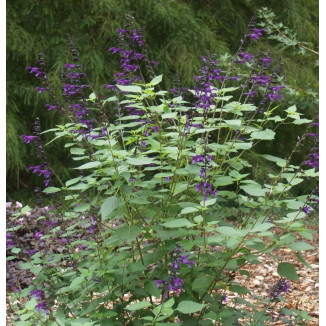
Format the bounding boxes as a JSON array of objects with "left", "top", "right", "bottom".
[{"left": 6, "top": 14, "right": 319, "bottom": 326}]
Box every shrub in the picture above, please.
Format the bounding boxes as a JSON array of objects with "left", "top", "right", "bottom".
[{"left": 7, "top": 15, "right": 318, "bottom": 326}]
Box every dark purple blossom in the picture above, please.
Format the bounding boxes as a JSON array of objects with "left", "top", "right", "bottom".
[
  {"left": 45, "top": 104, "right": 58, "bottom": 111},
  {"left": 30, "top": 289, "right": 43, "bottom": 301},
  {"left": 35, "top": 87, "right": 48, "bottom": 94},
  {"left": 21, "top": 135, "right": 38, "bottom": 144},
  {"left": 270, "top": 278, "right": 291, "bottom": 300},
  {"left": 26, "top": 66, "right": 44, "bottom": 77},
  {"left": 238, "top": 52, "right": 254, "bottom": 62},
  {"left": 6, "top": 233, "right": 14, "bottom": 248},
  {"left": 179, "top": 254, "right": 196, "bottom": 268},
  {"left": 249, "top": 28, "right": 264, "bottom": 41},
  {"left": 34, "top": 231, "right": 43, "bottom": 242}
]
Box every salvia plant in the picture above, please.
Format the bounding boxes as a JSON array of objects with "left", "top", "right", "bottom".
[{"left": 7, "top": 14, "right": 318, "bottom": 326}]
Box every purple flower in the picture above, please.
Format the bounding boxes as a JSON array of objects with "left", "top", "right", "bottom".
[
  {"left": 117, "top": 28, "right": 127, "bottom": 35},
  {"left": 58, "top": 238, "right": 67, "bottom": 245},
  {"left": 26, "top": 66, "right": 44, "bottom": 77},
  {"left": 35, "top": 301, "right": 49, "bottom": 315},
  {"left": 15, "top": 201, "right": 23, "bottom": 208},
  {"left": 249, "top": 28, "right": 264, "bottom": 41},
  {"left": 64, "top": 63, "right": 81, "bottom": 71},
  {"left": 150, "top": 126, "right": 160, "bottom": 133},
  {"left": 88, "top": 217, "right": 97, "bottom": 234},
  {"left": 45, "top": 104, "right": 58, "bottom": 111},
  {"left": 179, "top": 254, "right": 196, "bottom": 268},
  {"left": 238, "top": 52, "right": 254, "bottom": 62},
  {"left": 222, "top": 291, "right": 227, "bottom": 303},
  {"left": 35, "top": 87, "right": 48, "bottom": 94},
  {"left": 26, "top": 249, "right": 38, "bottom": 256},
  {"left": 302, "top": 206, "right": 311, "bottom": 214},
  {"left": 192, "top": 155, "right": 205, "bottom": 164},
  {"left": 30, "top": 289, "right": 43, "bottom": 301},
  {"left": 270, "top": 278, "right": 291, "bottom": 300},
  {"left": 34, "top": 231, "right": 43, "bottom": 242},
  {"left": 6, "top": 233, "right": 14, "bottom": 248},
  {"left": 244, "top": 91, "right": 256, "bottom": 98},
  {"left": 21, "top": 135, "right": 37, "bottom": 144},
  {"left": 165, "top": 177, "right": 171, "bottom": 183}
]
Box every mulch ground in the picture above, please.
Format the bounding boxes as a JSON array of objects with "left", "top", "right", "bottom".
[{"left": 230, "top": 227, "right": 319, "bottom": 325}]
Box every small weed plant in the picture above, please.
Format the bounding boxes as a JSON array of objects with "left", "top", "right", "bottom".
[{"left": 7, "top": 15, "right": 318, "bottom": 326}]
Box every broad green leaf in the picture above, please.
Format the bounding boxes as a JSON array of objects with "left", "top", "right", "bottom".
[
  {"left": 240, "top": 185, "right": 268, "bottom": 197},
  {"left": 100, "top": 196, "right": 120, "bottom": 219},
  {"left": 116, "top": 225, "right": 141, "bottom": 242},
  {"left": 66, "top": 176, "right": 83, "bottom": 187},
  {"left": 117, "top": 84, "right": 142, "bottom": 93},
  {"left": 74, "top": 203, "right": 91, "bottom": 212},
  {"left": 200, "top": 198, "right": 216, "bottom": 206},
  {"left": 125, "top": 301, "right": 152, "bottom": 311},
  {"left": 192, "top": 278, "right": 211, "bottom": 292},
  {"left": 75, "top": 161, "right": 101, "bottom": 169},
  {"left": 262, "top": 154, "right": 287, "bottom": 167},
  {"left": 180, "top": 207, "right": 199, "bottom": 215},
  {"left": 43, "top": 187, "right": 61, "bottom": 194},
  {"left": 11, "top": 247, "right": 21, "bottom": 254},
  {"left": 176, "top": 301, "right": 206, "bottom": 314},
  {"left": 149, "top": 74, "right": 163, "bottom": 86},
  {"left": 162, "top": 219, "right": 194, "bottom": 228},
  {"left": 288, "top": 241, "right": 314, "bottom": 251},
  {"left": 250, "top": 223, "right": 274, "bottom": 233},
  {"left": 70, "top": 148, "right": 85, "bottom": 155},
  {"left": 229, "top": 285, "right": 250, "bottom": 294},
  {"left": 277, "top": 262, "right": 299, "bottom": 281},
  {"left": 70, "top": 276, "right": 85, "bottom": 290},
  {"left": 251, "top": 129, "right": 275, "bottom": 140},
  {"left": 127, "top": 157, "right": 155, "bottom": 165}
]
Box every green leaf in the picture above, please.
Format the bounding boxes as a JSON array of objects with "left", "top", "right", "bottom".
[
  {"left": 66, "top": 176, "right": 83, "bottom": 187},
  {"left": 76, "top": 161, "right": 101, "bottom": 169},
  {"left": 296, "top": 253, "right": 312, "bottom": 269},
  {"left": 100, "top": 196, "right": 120, "bottom": 219},
  {"left": 240, "top": 185, "right": 268, "bottom": 196},
  {"left": 250, "top": 223, "right": 274, "bottom": 233},
  {"left": 200, "top": 198, "right": 216, "bottom": 206},
  {"left": 70, "top": 148, "right": 85, "bottom": 155},
  {"left": 127, "top": 157, "right": 155, "bottom": 165},
  {"left": 251, "top": 129, "right": 275, "bottom": 140},
  {"left": 11, "top": 247, "right": 21, "bottom": 254},
  {"left": 117, "top": 85, "right": 142, "bottom": 93},
  {"left": 176, "top": 301, "right": 206, "bottom": 314},
  {"left": 43, "top": 187, "right": 61, "bottom": 194},
  {"left": 229, "top": 285, "right": 250, "bottom": 294},
  {"left": 149, "top": 74, "right": 163, "bottom": 86},
  {"left": 192, "top": 277, "right": 211, "bottom": 292},
  {"left": 74, "top": 203, "right": 91, "bottom": 212},
  {"left": 116, "top": 225, "right": 141, "bottom": 242},
  {"left": 162, "top": 219, "right": 194, "bottom": 228},
  {"left": 25, "top": 298, "right": 37, "bottom": 310},
  {"left": 277, "top": 262, "right": 299, "bottom": 281},
  {"left": 262, "top": 154, "right": 287, "bottom": 167},
  {"left": 70, "top": 276, "right": 85, "bottom": 290},
  {"left": 180, "top": 207, "right": 199, "bottom": 214},
  {"left": 125, "top": 301, "right": 152, "bottom": 311},
  {"left": 288, "top": 241, "right": 314, "bottom": 251}
]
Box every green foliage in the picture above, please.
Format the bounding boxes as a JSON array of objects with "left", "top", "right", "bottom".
[
  {"left": 6, "top": 0, "right": 318, "bottom": 201},
  {"left": 6, "top": 27, "right": 318, "bottom": 324}
]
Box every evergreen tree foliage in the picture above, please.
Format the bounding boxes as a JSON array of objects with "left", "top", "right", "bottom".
[{"left": 6, "top": 0, "right": 318, "bottom": 201}]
